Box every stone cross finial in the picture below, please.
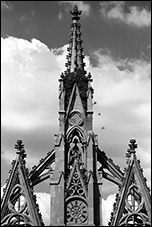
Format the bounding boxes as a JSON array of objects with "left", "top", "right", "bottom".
[
  {"left": 14, "top": 140, "right": 26, "bottom": 158},
  {"left": 70, "top": 5, "right": 82, "bottom": 17},
  {"left": 126, "top": 139, "right": 137, "bottom": 164},
  {"left": 128, "top": 139, "right": 137, "bottom": 153}
]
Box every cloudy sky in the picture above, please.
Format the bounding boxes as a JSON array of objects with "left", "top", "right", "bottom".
[{"left": 1, "top": 1, "right": 151, "bottom": 225}]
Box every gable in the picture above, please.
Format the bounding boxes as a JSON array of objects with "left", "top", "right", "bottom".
[
  {"left": 1, "top": 140, "right": 44, "bottom": 226},
  {"left": 109, "top": 139, "right": 151, "bottom": 226}
]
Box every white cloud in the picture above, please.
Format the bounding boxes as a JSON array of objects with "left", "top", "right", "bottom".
[
  {"left": 36, "top": 192, "right": 50, "bottom": 225},
  {"left": 59, "top": 1, "right": 91, "bottom": 17},
  {"left": 1, "top": 37, "right": 61, "bottom": 131},
  {"left": 127, "top": 6, "right": 151, "bottom": 27},
  {"left": 89, "top": 49, "right": 151, "bottom": 107},
  {"left": 102, "top": 193, "right": 116, "bottom": 225},
  {"left": 87, "top": 48, "right": 151, "bottom": 188},
  {"left": 99, "top": 1, "right": 151, "bottom": 27},
  {"left": 1, "top": 36, "right": 68, "bottom": 166}
]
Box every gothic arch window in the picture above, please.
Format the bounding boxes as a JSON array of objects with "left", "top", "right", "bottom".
[
  {"left": 1, "top": 184, "right": 33, "bottom": 226},
  {"left": 119, "top": 184, "right": 150, "bottom": 226},
  {"left": 8, "top": 185, "right": 27, "bottom": 214},
  {"left": 125, "top": 184, "right": 144, "bottom": 213},
  {"left": 66, "top": 124, "right": 86, "bottom": 169},
  {"left": 119, "top": 213, "right": 151, "bottom": 226},
  {"left": 1, "top": 213, "right": 33, "bottom": 226},
  {"left": 67, "top": 125, "right": 85, "bottom": 144},
  {"left": 68, "top": 136, "right": 84, "bottom": 168}
]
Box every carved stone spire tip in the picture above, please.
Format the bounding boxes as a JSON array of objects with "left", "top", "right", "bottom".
[
  {"left": 128, "top": 139, "right": 137, "bottom": 153},
  {"left": 70, "top": 5, "right": 82, "bottom": 16},
  {"left": 65, "top": 5, "right": 86, "bottom": 73},
  {"left": 14, "top": 140, "right": 26, "bottom": 158},
  {"left": 126, "top": 139, "right": 137, "bottom": 163}
]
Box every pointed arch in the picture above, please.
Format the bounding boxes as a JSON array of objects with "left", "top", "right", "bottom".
[
  {"left": 1, "top": 140, "right": 44, "bottom": 226},
  {"left": 66, "top": 125, "right": 85, "bottom": 143}
]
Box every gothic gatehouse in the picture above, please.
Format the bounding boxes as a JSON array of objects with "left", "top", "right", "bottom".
[{"left": 1, "top": 5, "right": 151, "bottom": 226}]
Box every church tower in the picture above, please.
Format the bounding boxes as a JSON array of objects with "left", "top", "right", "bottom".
[
  {"left": 50, "top": 5, "right": 102, "bottom": 226},
  {"left": 1, "top": 4, "right": 151, "bottom": 227}
]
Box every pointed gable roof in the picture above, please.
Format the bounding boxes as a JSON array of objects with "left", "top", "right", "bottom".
[
  {"left": 1, "top": 140, "right": 44, "bottom": 226},
  {"left": 65, "top": 82, "right": 86, "bottom": 121},
  {"left": 65, "top": 159, "right": 87, "bottom": 200},
  {"left": 109, "top": 139, "right": 151, "bottom": 226}
]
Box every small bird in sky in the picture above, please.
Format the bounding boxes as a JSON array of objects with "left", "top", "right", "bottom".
[
  {"left": 98, "top": 113, "right": 101, "bottom": 116},
  {"left": 101, "top": 127, "right": 105, "bottom": 130},
  {"left": 93, "top": 101, "right": 97, "bottom": 105}
]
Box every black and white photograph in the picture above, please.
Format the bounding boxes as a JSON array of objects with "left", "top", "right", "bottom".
[{"left": 1, "top": 1, "right": 151, "bottom": 226}]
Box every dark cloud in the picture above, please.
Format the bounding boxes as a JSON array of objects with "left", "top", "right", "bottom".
[
  {"left": 1, "top": 1, "right": 13, "bottom": 12},
  {"left": 99, "top": 1, "right": 151, "bottom": 27}
]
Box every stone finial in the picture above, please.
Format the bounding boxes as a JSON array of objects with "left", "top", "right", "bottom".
[
  {"left": 70, "top": 5, "right": 82, "bottom": 17},
  {"left": 128, "top": 139, "right": 137, "bottom": 153},
  {"left": 14, "top": 140, "right": 26, "bottom": 158},
  {"left": 60, "top": 72, "right": 64, "bottom": 79},
  {"left": 126, "top": 139, "right": 137, "bottom": 164},
  {"left": 87, "top": 72, "right": 92, "bottom": 79}
]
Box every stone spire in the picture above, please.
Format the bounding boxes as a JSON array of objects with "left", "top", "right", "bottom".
[{"left": 65, "top": 5, "right": 86, "bottom": 74}]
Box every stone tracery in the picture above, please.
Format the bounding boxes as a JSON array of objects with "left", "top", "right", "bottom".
[{"left": 1, "top": 5, "right": 151, "bottom": 227}]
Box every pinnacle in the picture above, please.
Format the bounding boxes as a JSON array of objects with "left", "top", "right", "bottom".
[
  {"left": 65, "top": 5, "right": 85, "bottom": 74},
  {"left": 126, "top": 139, "right": 137, "bottom": 164},
  {"left": 128, "top": 139, "right": 137, "bottom": 153},
  {"left": 70, "top": 5, "right": 82, "bottom": 17},
  {"left": 14, "top": 140, "right": 26, "bottom": 158}
]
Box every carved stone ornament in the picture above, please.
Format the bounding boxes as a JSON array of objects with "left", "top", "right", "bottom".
[
  {"left": 69, "top": 110, "right": 83, "bottom": 126},
  {"left": 66, "top": 198, "right": 88, "bottom": 224},
  {"left": 1, "top": 184, "right": 32, "bottom": 226},
  {"left": 118, "top": 184, "right": 151, "bottom": 226}
]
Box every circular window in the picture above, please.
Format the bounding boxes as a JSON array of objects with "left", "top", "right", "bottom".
[{"left": 66, "top": 198, "right": 87, "bottom": 224}]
